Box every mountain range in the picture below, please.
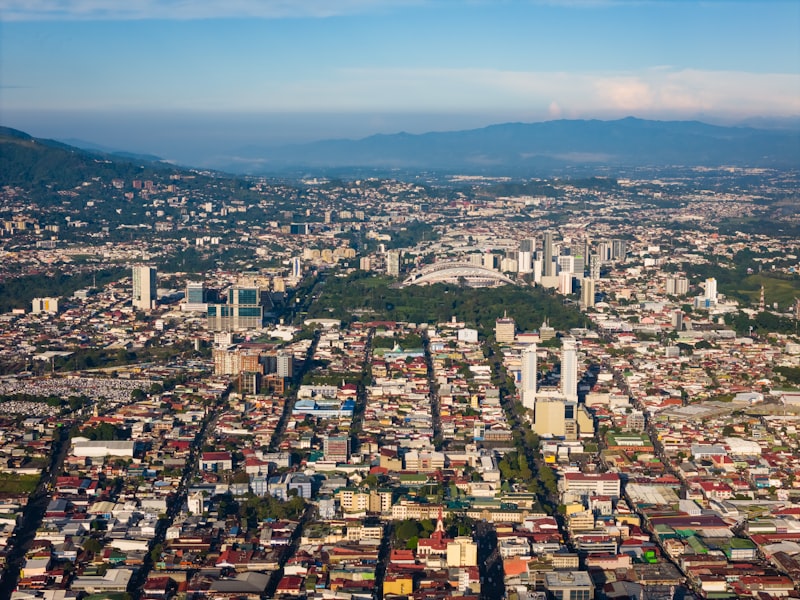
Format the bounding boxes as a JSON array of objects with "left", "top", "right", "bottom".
[
  {"left": 224, "top": 117, "right": 800, "bottom": 175},
  {"left": 3, "top": 117, "right": 799, "bottom": 180}
]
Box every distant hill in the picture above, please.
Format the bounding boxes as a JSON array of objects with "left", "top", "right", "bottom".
[
  {"left": 231, "top": 117, "right": 800, "bottom": 175},
  {"left": 0, "top": 126, "right": 170, "bottom": 189}
]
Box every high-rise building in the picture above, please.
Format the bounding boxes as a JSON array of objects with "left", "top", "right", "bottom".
[
  {"left": 558, "top": 271, "right": 573, "bottom": 295},
  {"left": 482, "top": 253, "right": 499, "bottom": 270},
  {"left": 666, "top": 276, "right": 689, "bottom": 297},
  {"left": 520, "top": 238, "right": 536, "bottom": 253},
  {"left": 561, "top": 338, "right": 579, "bottom": 403},
  {"left": 521, "top": 345, "right": 538, "bottom": 410},
  {"left": 495, "top": 315, "right": 516, "bottom": 344},
  {"left": 558, "top": 255, "right": 575, "bottom": 275},
  {"left": 292, "top": 257, "right": 302, "bottom": 279},
  {"left": 31, "top": 297, "right": 59, "bottom": 314},
  {"left": 543, "top": 231, "right": 555, "bottom": 277},
  {"left": 323, "top": 435, "right": 350, "bottom": 463},
  {"left": 517, "top": 250, "right": 532, "bottom": 274},
  {"left": 611, "top": 239, "right": 627, "bottom": 261},
  {"left": 581, "top": 278, "right": 595, "bottom": 308},
  {"left": 589, "top": 254, "right": 601, "bottom": 280},
  {"left": 705, "top": 277, "right": 718, "bottom": 304},
  {"left": 132, "top": 266, "right": 157, "bottom": 311},
  {"left": 207, "top": 285, "right": 263, "bottom": 331},
  {"left": 533, "top": 397, "right": 578, "bottom": 439},
  {"left": 186, "top": 282, "right": 205, "bottom": 304},
  {"left": 573, "top": 255, "right": 585, "bottom": 277},
  {"left": 277, "top": 352, "right": 293, "bottom": 379},
  {"left": 386, "top": 250, "right": 401, "bottom": 277}
]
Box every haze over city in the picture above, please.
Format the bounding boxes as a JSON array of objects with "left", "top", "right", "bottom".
[{"left": 1, "top": 0, "right": 799, "bottom": 168}]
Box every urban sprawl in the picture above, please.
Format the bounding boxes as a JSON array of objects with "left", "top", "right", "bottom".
[{"left": 1, "top": 164, "right": 800, "bottom": 600}]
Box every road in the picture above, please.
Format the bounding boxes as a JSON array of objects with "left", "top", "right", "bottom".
[
  {"left": 476, "top": 520, "right": 505, "bottom": 600},
  {"left": 126, "top": 394, "right": 224, "bottom": 599},
  {"left": 0, "top": 424, "right": 71, "bottom": 598}
]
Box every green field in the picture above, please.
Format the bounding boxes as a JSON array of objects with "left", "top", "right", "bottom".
[
  {"left": 724, "top": 274, "right": 800, "bottom": 309},
  {"left": 0, "top": 472, "right": 40, "bottom": 495}
]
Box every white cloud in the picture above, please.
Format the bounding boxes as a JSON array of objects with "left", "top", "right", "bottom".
[
  {"left": 241, "top": 66, "right": 800, "bottom": 118},
  {"left": 0, "top": 0, "right": 424, "bottom": 21}
]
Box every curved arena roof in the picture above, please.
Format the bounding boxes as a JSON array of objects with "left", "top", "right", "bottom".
[{"left": 401, "top": 261, "right": 517, "bottom": 288}]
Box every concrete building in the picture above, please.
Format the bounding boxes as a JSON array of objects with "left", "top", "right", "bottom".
[
  {"left": 277, "top": 352, "right": 293, "bottom": 379},
  {"left": 323, "top": 435, "right": 350, "bottom": 463},
  {"left": 495, "top": 316, "right": 516, "bottom": 344},
  {"left": 543, "top": 570, "right": 594, "bottom": 600},
  {"left": 705, "top": 277, "right": 718, "bottom": 303},
  {"left": 386, "top": 250, "right": 401, "bottom": 277},
  {"left": 559, "top": 271, "right": 574, "bottom": 295},
  {"left": 581, "top": 278, "right": 595, "bottom": 308},
  {"left": 561, "top": 338, "right": 579, "bottom": 403},
  {"left": 521, "top": 344, "right": 538, "bottom": 410},
  {"left": 543, "top": 230, "right": 555, "bottom": 277},
  {"left": 132, "top": 265, "right": 157, "bottom": 311},
  {"left": 31, "top": 297, "right": 59, "bottom": 314},
  {"left": 665, "top": 276, "right": 689, "bottom": 297},
  {"left": 207, "top": 286, "right": 263, "bottom": 331},
  {"left": 533, "top": 397, "right": 578, "bottom": 439}
]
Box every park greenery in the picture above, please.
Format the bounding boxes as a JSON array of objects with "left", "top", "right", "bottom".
[
  {"left": 0, "top": 268, "right": 125, "bottom": 314},
  {"left": 305, "top": 272, "right": 586, "bottom": 335}
]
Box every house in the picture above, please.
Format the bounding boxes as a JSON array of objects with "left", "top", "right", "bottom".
[{"left": 200, "top": 451, "right": 233, "bottom": 472}]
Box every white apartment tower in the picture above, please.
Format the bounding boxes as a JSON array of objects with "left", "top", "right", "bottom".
[
  {"left": 132, "top": 266, "right": 157, "bottom": 311},
  {"left": 521, "top": 344, "right": 538, "bottom": 410},
  {"left": 705, "top": 277, "right": 718, "bottom": 303},
  {"left": 561, "top": 337, "right": 579, "bottom": 403}
]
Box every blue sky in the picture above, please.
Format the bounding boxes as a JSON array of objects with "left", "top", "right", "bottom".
[{"left": 1, "top": 0, "right": 799, "bottom": 162}]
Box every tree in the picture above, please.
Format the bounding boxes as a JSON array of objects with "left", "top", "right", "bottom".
[{"left": 394, "top": 519, "right": 420, "bottom": 543}]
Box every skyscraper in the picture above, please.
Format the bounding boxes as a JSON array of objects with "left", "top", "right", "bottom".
[
  {"left": 581, "top": 278, "right": 595, "bottom": 308},
  {"left": 132, "top": 266, "right": 157, "bottom": 311},
  {"left": 292, "top": 257, "right": 302, "bottom": 279},
  {"left": 705, "top": 277, "right": 718, "bottom": 304},
  {"left": 521, "top": 345, "right": 538, "bottom": 410},
  {"left": 386, "top": 250, "right": 401, "bottom": 277},
  {"left": 543, "top": 231, "right": 555, "bottom": 277},
  {"left": 561, "top": 338, "right": 579, "bottom": 403}
]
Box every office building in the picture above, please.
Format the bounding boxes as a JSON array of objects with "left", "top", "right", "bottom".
[
  {"left": 543, "top": 231, "right": 555, "bottom": 277},
  {"left": 132, "top": 266, "right": 157, "bottom": 311},
  {"left": 207, "top": 286, "right": 263, "bottom": 331},
  {"left": 561, "top": 338, "right": 578, "bottom": 403},
  {"left": 183, "top": 282, "right": 207, "bottom": 312},
  {"left": 519, "top": 238, "right": 536, "bottom": 253},
  {"left": 581, "top": 278, "right": 595, "bottom": 308},
  {"left": 533, "top": 397, "right": 578, "bottom": 439},
  {"left": 495, "top": 316, "right": 516, "bottom": 344},
  {"left": 544, "top": 570, "right": 594, "bottom": 600},
  {"left": 557, "top": 255, "right": 575, "bottom": 275},
  {"left": 521, "top": 345, "right": 538, "bottom": 409}
]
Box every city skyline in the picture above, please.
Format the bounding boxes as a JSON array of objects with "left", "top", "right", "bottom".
[{"left": 1, "top": 0, "right": 799, "bottom": 165}]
